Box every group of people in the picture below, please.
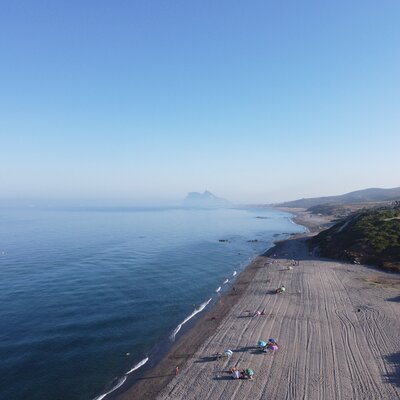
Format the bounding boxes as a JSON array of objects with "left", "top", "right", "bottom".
[
  {"left": 260, "top": 338, "right": 279, "bottom": 352},
  {"left": 225, "top": 338, "right": 279, "bottom": 381},
  {"left": 229, "top": 367, "right": 254, "bottom": 380}
]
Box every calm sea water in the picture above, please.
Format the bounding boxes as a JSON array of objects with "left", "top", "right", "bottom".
[{"left": 0, "top": 206, "right": 303, "bottom": 400}]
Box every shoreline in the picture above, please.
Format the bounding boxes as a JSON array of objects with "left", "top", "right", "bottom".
[
  {"left": 113, "top": 253, "right": 269, "bottom": 400},
  {"left": 144, "top": 209, "right": 399, "bottom": 399},
  {"left": 112, "top": 209, "right": 316, "bottom": 400}
]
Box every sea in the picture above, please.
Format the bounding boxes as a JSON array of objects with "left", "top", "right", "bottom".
[{"left": 0, "top": 206, "right": 304, "bottom": 400}]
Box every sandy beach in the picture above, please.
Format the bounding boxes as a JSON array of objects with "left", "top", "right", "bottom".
[{"left": 116, "top": 212, "right": 400, "bottom": 400}]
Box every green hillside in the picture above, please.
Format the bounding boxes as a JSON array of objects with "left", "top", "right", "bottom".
[
  {"left": 308, "top": 206, "right": 400, "bottom": 272},
  {"left": 276, "top": 187, "right": 400, "bottom": 208}
]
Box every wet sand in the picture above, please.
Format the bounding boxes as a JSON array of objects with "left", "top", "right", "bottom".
[{"left": 116, "top": 211, "right": 400, "bottom": 400}]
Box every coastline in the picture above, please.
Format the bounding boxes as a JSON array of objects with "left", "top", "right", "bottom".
[
  {"left": 113, "top": 209, "right": 400, "bottom": 399},
  {"left": 135, "top": 207, "right": 400, "bottom": 399},
  {"left": 111, "top": 209, "right": 314, "bottom": 400},
  {"left": 113, "top": 253, "right": 267, "bottom": 400}
]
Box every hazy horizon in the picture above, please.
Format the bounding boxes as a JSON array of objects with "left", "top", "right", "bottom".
[
  {"left": 1, "top": 184, "right": 400, "bottom": 208},
  {"left": 1, "top": 1, "right": 399, "bottom": 205}
]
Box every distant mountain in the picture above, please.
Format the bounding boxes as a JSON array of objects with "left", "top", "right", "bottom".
[
  {"left": 183, "top": 191, "right": 231, "bottom": 208},
  {"left": 276, "top": 187, "right": 400, "bottom": 209}
]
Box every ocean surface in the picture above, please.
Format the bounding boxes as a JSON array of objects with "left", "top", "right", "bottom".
[{"left": 0, "top": 206, "right": 304, "bottom": 400}]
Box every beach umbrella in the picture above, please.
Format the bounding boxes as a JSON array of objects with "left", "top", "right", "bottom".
[
  {"left": 246, "top": 368, "right": 254, "bottom": 376},
  {"left": 268, "top": 338, "right": 277, "bottom": 343},
  {"left": 258, "top": 340, "right": 266, "bottom": 347},
  {"left": 224, "top": 349, "right": 233, "bottom": 357}
]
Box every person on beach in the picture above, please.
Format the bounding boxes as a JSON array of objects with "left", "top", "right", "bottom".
[
  {"left": 240, "top": 369, "right": 254, "bottom": 380},
  {"left": 230, "top": 367, "right": 240, "bottom": 379},
  {"left": 267, "top": 343, "right": 279, "bottom": 352},
  {"left": 276, "top": 285, "right": 286, "bottom": 294},
  {"left": 175, "top": 366, "right": 179, "bottom": 375},
  {"left": 266, "top": 339, "right": 279, "bottom": 352}
]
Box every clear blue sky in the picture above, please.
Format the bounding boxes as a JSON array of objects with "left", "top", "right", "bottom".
[{"left": 1, "top": 0, "right": 399, "bottom": 205}]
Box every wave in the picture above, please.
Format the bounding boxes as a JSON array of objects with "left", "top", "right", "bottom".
[
  {"left": 232, "top": 271, "right": 237, "bottom": 276},
  {"left": 93, "top": 376, "right": 127, "bottom": 400},
  {"left": 216, "top": 286, "right": 221, "bottom": 293},
  {"left": 170, "top": 298, "right": 212, "bottom": 341},
  {"left": 126, "top": 357, "right": 149, "bottom": 374},
  {"left": 223, "top": 279, "right": 229, "bottom": 284}
]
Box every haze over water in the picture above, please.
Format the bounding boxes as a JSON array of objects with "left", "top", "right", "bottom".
[{"left": 0, "top": 206, "right": 304, "bottom": 400}]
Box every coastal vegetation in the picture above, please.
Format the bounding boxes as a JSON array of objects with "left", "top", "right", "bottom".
[{"left": 309, "top": 205, "right": 400, "bottom": 272}]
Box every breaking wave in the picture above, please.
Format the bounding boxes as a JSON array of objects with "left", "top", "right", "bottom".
[
  {"left": 170, "top": 298, "right": 212, "bottom": 341},
  {"left": 93, "top": 376, "right": 127, "bottom": 400},
  {"left": 216, "top": 286, "right": 221, "bottom": 293},
  {"left": 126, "top": 357, "right": 149, "bottom": 374}
]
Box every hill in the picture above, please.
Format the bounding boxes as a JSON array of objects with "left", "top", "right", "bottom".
[
  {"left": 183, "top": 191, "right": 231, "bottom": 208},
  {"left": 276, "top": 187, "right": 400, "bottom": 209},
  {"left": 308, "top": 205, "right": 400, "bottom": 272}
]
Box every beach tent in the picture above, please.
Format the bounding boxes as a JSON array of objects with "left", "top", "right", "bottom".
[
  {"left": 258, "top": 340, "right": 267, "bottom": 348},
  {"left": 224, "top": 349, "right": 233, "bottom": 357},
  {"left": 268, "top": 338, "right": 277, "bottom": 343}
]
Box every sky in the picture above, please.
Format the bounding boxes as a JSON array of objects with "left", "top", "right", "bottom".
[{"left": 1, "top": 0, "right": 399, "bottom": 205}]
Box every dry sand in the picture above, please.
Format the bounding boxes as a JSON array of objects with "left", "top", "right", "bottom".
[{"left": 117, "top": 212, "right": 400, "bottom": 400}]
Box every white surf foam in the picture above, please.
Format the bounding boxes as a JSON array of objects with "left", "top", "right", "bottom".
[
  {"left": 170, "top": 298, "right": 212, "bottom": 341},
  {"left": 223, "top": 279, "right": 229, "bottom": 284},
  {"left": 232, "top": 271, "right": 237, "bottom": 276},
  {"left": 126, "top": 357, "right": 149, "bottom": 374},
  {"left": 216, "top": 286, "right": 221, "bottom": 293},
  {"left": 93, "top": 376, "right": 127, "bottom": 400}
]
